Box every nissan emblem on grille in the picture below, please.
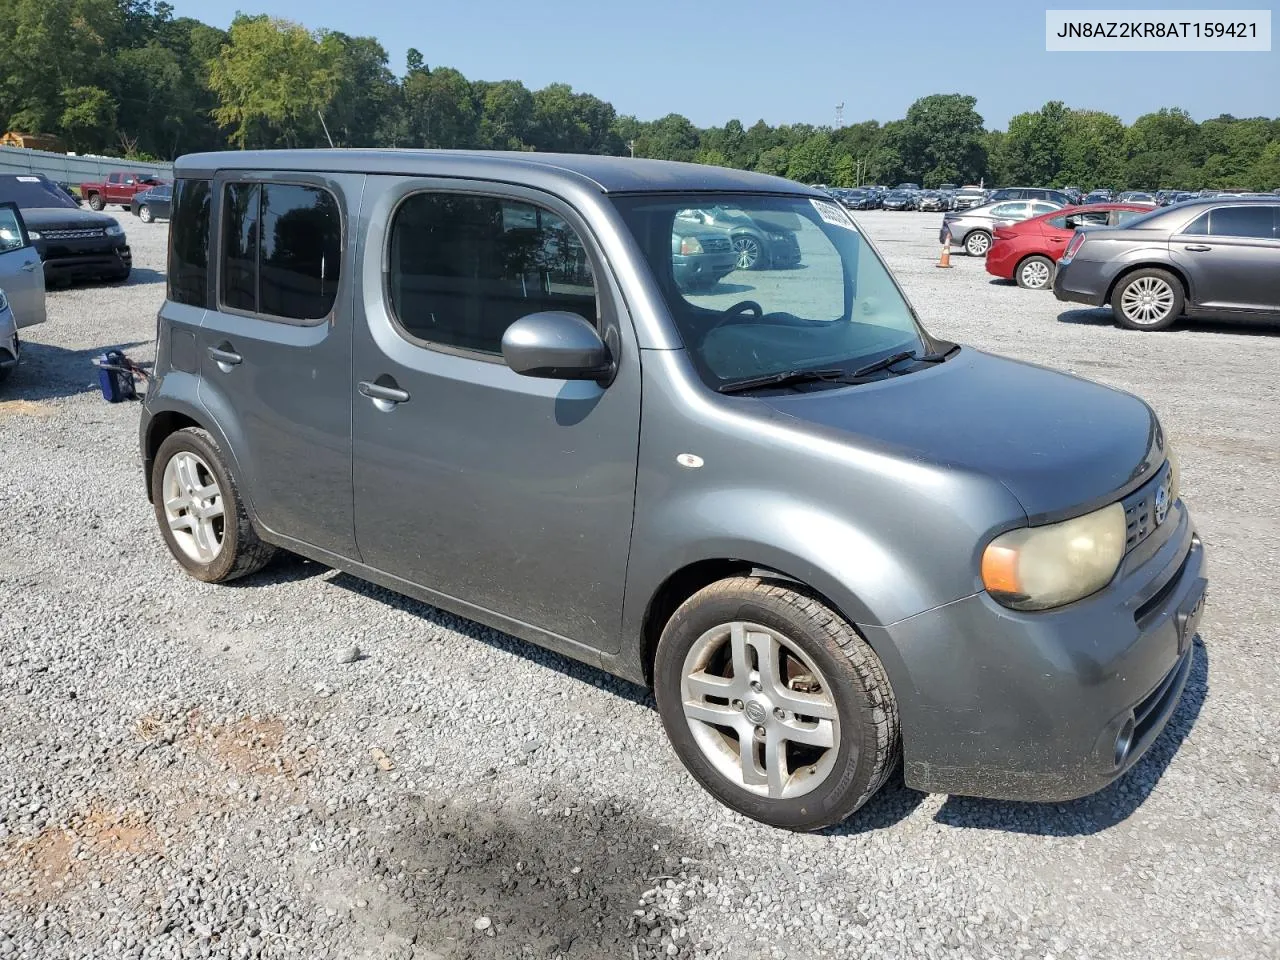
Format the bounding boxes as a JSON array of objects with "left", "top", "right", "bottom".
[{"left": 1154, "top": 481, "right": 1170, "bottom": 526}]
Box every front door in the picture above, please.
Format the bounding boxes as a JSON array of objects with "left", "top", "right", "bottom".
[
  {"left": 1172, "top": 204, "right": 1280, "bottom": 312},
  {"left": 0, "top": 202, "right": 47, "bottom": 328},
  {"left": 351, "top": 179, "right": 641, "bottom": 653},
  {"left": 194, "top": 171, "right": 362, "bottom": 558}
]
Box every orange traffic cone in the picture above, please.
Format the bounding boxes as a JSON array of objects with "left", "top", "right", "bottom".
[{"left": 936, "top": 230, "right": 952, "bottom": 268}]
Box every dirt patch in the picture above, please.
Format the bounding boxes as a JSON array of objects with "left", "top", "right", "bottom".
[
  {"left": 136, "top": 709, "right": 318, "bottom": 780},
  {"left": 0, "top": 399, "right": 59, "bottom": 419},
  {"left": 0, "top": 807, "right": 160, "bottom": 902}
]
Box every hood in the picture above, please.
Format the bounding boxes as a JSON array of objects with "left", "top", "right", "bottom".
[
  {"left": 21, "top": 207, "right": 119, "bottom": 231},
  {"left": 760, "top": 348, "right": 1162, "bottom": 522}
]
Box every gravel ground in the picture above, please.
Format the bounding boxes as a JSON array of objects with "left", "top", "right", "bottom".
[{"left": 1, "top": 209, "right": 1277, "bottom": 960}]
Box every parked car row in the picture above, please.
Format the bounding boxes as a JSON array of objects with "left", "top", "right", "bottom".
[{"left": 935, "top": 190, "right": 1280, "bottom": 332}]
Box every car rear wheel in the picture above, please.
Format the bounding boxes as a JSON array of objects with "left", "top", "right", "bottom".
[
  {"left": 152, "top": 427, "right": 276, "bottom": 583},
  {"left": 964, "top": 230, "right": 992, "bottom": 257},
  {"left": 1016, "top": 255, "right": 1055, "bottom": 289},
  {"left": 733, "top": 235, "right": 765, "bottom": 271},
  {"left": 654, "top": 576, "right": 900, "bottom": 831},
  {"left": 138, "top": 205, "right": 153, "bottom": 224},
  {"left": 87, "top": 193, "right": 104, "bottom": 211},
  {"left": 1111, "top": 269, "right": 1184, "bottom": 331}
]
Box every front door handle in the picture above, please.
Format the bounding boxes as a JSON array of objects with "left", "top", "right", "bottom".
[
  {"left": 358, "top": 379, "right": 410, "bottom": 410},
  {"left": 1183, "top": 244, "right": 1212, "bottom": 252},
  {"left": 20, "top": 260, "right": 38, "bottom": 272},
  {"left": 207, "top": 345, "right": 242, "bottom": 372}
]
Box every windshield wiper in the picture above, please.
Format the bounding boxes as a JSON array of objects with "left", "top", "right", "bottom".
[
  {"left": 849, "top": 345, "right": 957, "bottom": 379},
  {"left": 716, "top": 367, "right": 850, "bottom": 395}
]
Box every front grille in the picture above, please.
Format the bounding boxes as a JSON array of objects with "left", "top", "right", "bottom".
[
  {"left": 1122, "top": 461, "right": 1173, "bottom": 553},
  {"left": 42, "top": 228, "right": 105, "bottom": 240},
  {"left": 701, "top": 237, "right": 731, "bottom": 253}
]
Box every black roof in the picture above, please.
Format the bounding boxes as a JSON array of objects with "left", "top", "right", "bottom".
[{"left": 174, "top": 149, "right": 818, "bottom": 196}]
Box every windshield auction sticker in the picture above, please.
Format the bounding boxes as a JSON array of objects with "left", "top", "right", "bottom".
[
  {"left": 811, "top": 199, "right": 858, "bottom": 231},
  {"left": 1046, "top": 9, "right": 1271, "bottom": 50}
]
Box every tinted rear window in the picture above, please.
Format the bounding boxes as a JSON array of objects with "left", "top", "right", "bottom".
[
  {"left": 219, "top": 182, "right": 342, "bottom": 321},
  {"left": 1209, "top": 205, "right": 1277, "bottom": 239},
  {"left": 168, "top": 179, "right": 211, "bottom": 307}
]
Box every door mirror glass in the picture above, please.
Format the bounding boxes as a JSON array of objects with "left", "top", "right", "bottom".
[{"left": 501, "top": 311, "right": 613, "bottom": 382}]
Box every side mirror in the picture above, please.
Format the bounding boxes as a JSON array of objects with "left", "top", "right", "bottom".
[{"left": 501, "top": 311, "right": 615, "bottom": 382}]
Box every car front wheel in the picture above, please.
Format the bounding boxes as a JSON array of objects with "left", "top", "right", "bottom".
[
  {"left": 1016, "top": 255, "right": 1055, "bottom": 289},
  {"left": 733, "top": 235, "right": 765, "bottom": 271},
  {"left": 654, "top": 576, "right": 900, "bottom": 831},
  {"left": 138, "top": 205, "right": 153, "bottom": 223},
  {"left": 964, "top": 230, "right": 992, "bottom": 257},
  {"left": 1111, "top": 269, "right": 1184, "bottom": 331},
  {"left": 152, "top": 427, "right": 276, "bottom": 583}
]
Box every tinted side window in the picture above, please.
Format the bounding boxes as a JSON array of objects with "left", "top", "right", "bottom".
[
  {"left": 388, "top": 193, "right": 597, "bottom": 356},
  {"left": 259, "top": 183, "right": 342, "bottom": 320},
  {"left": 168, "top": 179, "right": 211, "bottom": 307},
  {"left": 222, "top": 182, "right": 260, "bottom": 313},
  {"left": 1181, "top": 213, "right": 1209, "bottom": 235},
  {"left": 1046, "top": 215, "right": 1068, "bottom": 230},
  {"left": 1210, "top": 206, "right": 1277, "bottom": 240},
  {"left": 219, "top": 182, "right": 341, "bottom": 321},
  {"left": 1114, "top": 210, "right": 1145, "bottom": 225},
  {"left": 990, "top": 202, "right": 1025, "bottom": 218}
]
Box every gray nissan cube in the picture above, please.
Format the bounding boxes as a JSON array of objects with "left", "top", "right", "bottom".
[{"left": 141, "top": 150, "right": 1208, "bottom": 831}]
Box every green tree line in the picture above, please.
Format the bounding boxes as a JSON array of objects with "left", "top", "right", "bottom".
[{"left": 2, "top": 1, "right": 1277, "bottom": 190}]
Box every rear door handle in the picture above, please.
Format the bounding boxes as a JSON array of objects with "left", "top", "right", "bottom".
[
  {"left": 358, "top": 379, "right": 410, "bottom": 408},
  {"left": 1183, "top": 244, "right": 1212, "bottom": 252},
  {"left": 207, "top": 345, "right": 243, "bottom": 371}
]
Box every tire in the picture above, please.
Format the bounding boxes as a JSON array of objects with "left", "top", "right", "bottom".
[
  {"left": 1110, "top": 268, "right": 1184, "bottom": 331},
  {"left": 964, "top": 230, "right": 992, "bottom": 257},
  {"left": 732, "top": 234, "right": 765, "bottom": 271},
  {"left": 87, "top": 193, "right": 104, "bottom": 211},
  {"left": 152, "top": 427, "right": 276, "bottom": 583},
  {"left": 654, "top": 576, "right": 900, "bottom": 831},
  {"left": 1015, "top": 255, "right": 1055, "bottom": 290},
  {"left": 138, "top": 205, "right": 153, "bottom": 224}
]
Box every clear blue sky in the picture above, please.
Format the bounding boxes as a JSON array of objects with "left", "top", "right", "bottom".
[{"left": 173, "top": 0, "right": 1278, "bottom": 129}]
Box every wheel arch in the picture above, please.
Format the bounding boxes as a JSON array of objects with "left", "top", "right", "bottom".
[
  {"left": 1104, "top": 260, "right": 1191, "bottom": 306},
  {"left": 636, "top": 556, "right": 908, "bottom": 694},
  {"left": 143, "top": 409, "right": 203, "bottom": 502}
]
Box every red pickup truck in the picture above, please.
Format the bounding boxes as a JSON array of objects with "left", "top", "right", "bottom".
[{"left": 79, "top": 171, "right": 164, "bottom": 211}]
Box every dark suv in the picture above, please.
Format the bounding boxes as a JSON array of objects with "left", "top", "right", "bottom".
[
  {"left": 140, "top": 149, "right": 1205, "bottom": 831},
  {"left": 1053, "top": 197, "right": 1279, "bottom": 330},
  {"left": 0, "top": 174, "right": 132, "bottom": 285}
]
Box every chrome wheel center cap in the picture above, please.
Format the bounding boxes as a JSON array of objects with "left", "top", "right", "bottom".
[{"left": 744, "top": 700, "right": 768, "bottom": 725}]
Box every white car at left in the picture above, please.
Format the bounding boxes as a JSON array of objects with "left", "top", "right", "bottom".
[{"left": 0, "top": 199, "right": 48, "bottom": 382}]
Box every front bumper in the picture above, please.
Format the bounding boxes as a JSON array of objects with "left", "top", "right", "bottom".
[
  {"left": 1, "top": 330, "right": 17, "bottom": 369},
  {"left": 41, "top": 244, "right": 132, "bottom": 284},
  {"left": 1051, "top": 258, "right": 1109, "bottom": 306},
  {"left": 861, "top": 502, "right": 1207, "bottom": 802}
]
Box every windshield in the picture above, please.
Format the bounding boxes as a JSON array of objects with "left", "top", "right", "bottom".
[
  {"left": 0, "top": 175, "right": 80, "bottom": 210},
  {"left": 611, "top": 193, "right": 929, "bottom": 388}
]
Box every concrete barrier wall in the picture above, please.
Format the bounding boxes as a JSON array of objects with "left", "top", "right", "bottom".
[{"left": 0, "top": 146, "right": 173, "bottom": 184}]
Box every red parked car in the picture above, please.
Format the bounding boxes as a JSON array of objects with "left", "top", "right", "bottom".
[{"left": 986, "top": 204, "right": 1151, "bottom": 289}]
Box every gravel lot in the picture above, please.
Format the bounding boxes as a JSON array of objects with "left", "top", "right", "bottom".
[{"left": 1, "top": 208, "right": 1277, "bottom": 960}]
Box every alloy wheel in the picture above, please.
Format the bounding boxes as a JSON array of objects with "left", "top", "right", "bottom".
[
  {"left": 965, "top": 231, "right": 991, "bottom": 256},
  {"left": 1019, "top": 259, "right": 1051, "bottom": 288},
  {"left": 161, "top": 451, "right": 225, "bottom": 563},
  {"left": 734, "top": 236, "right": 763, "bottom": 270},
  {"left": 680, "top": 621, "right": 840, "bottom": 800},
  {"left": 1121, "top": 276, "right": 1176, "bottom": 325}
]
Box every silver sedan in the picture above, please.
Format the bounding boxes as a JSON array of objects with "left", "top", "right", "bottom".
[{"left": 940, "top": 199, "right": 1065, "bottom": 257}]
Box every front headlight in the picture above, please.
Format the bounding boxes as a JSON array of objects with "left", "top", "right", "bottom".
[
  {"left": 105, "top": 223, "right": 124, "bottom": 238},
  {"left": 981, "top": 501, "right": 1127, "bottom": 610},
  {"left": 27, "top": 229, "right": 41, "bottom": 241}
]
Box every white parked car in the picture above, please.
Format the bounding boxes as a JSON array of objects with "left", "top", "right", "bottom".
[{"left": 0, "top": 200, "right": 48, "bottom": 380}]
